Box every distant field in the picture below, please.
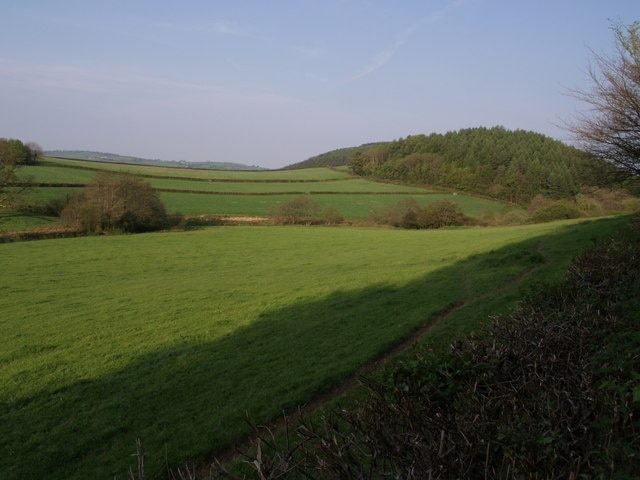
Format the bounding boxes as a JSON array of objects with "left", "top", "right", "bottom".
[
  {"left": 0, "top": 216, "right": 629, "bottom": 479},
  {"left": 13, "top": 157, "right": 512, "bottom": 220},
  {"left": 30, "top": 158, "right": 354, "bottom": 181}
]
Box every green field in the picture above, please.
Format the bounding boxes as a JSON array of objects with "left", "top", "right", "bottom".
[
  {"left": 0, "top": 215, "right": 630, "bottom": 479},
  {"left": 11, "top": 157, "right": 512, "bottom": 221}
]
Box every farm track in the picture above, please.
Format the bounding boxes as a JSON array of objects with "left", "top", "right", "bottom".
[{"left": 195, "top": 237, "right": 550, "bottom": 477}]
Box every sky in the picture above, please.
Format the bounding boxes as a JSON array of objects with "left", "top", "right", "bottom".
[{"left": 1, "top": 1, "right": 638, "bottom": 169}]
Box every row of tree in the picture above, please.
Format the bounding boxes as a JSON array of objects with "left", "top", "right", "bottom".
[
  {"left": 0, "top": 138, "right": 42, "bottom": 166},
  {"left": 0, "top": 138, "right": 43, "bottom": 206}
]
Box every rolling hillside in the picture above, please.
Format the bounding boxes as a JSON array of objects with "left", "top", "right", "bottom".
[
  {"left": 12, "top": 156, "right": 511, "bottom": 222},
  {"left": 45, "top": 150, "right": 265, "bottom": 170}
]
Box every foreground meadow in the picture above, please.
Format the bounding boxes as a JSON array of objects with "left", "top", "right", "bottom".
[{"left": 0, "top": 217, "right": 629, "bottom": 479}]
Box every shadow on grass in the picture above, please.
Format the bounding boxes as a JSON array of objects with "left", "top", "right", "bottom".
[{"left": 0, "top": 216, "right": 630, "bottom": 480}]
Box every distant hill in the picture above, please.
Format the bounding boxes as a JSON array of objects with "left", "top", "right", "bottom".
[
  {"left": 285, "top": 143, "right": 387, "bottom": 169},
  {"left": 45, "top": 151, "right": 266, "bottom": 170}
]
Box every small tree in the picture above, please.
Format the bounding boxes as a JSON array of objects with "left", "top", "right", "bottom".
[
  {"left": 567, "top": 21, "right": 640, "bottom": 175},
  {"left": 61, "top": 172, "right": 167, "bottom": 233},
  {"left": 25, "top": 142, "right": 43, "bottom": 165},
  {"left": 0, "top": 138, "right": 33, "bottom": 206}
]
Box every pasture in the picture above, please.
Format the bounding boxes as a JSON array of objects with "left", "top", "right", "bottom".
[
  {"left": 0, "top": 215, "right": 629, "bottom": 479},
  {"left": 13, "top": 157, "right": 512, "bottom": 221}
]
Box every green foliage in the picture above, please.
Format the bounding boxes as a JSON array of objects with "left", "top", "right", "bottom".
[
  {"left": 529, "top": 200, "right": 582, "bottom": 223},
  {"left": 270, "top": 195, "right": 345, "bottom": 225},
  {"left": 372, "top": 196, "right": 471, "bottom": 229},
  {"left": 60, "top": 172, "right": 167, "bottom": 233},
  {"left": 0, "top": 138, "right": 39, "bottom": 166},
  {"left": 0, "top": 138, "right": 40, "bottom": 206},
  {"left": 270, "top": 195, "right": 322, "bottom": 224},
  {"left": 348, "top": 126, "right": 623, "bottom": 204},
  {"left": 419, "top": 199, "right": 468, "bottom": 228}
]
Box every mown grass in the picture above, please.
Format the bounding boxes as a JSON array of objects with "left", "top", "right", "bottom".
[{"left": 0, "top": 216, "right": 629, "bottom": 479}]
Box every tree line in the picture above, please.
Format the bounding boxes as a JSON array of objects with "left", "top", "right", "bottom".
[
  {"left": 347, "top": 126, "right": 628, "bottom": 205},
  {"left": 0, "top": 138, "right": 42, "bottom": 206}
]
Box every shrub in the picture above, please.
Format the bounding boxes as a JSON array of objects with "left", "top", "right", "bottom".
[
  {"left": 271, "top": 195, "right": 322, "bottom": 225},
  {"left": 60, "top": 172, "right": 167, "bottom": 233},
  {"left": 371, "top": 197, "right": 469, "bottom": 229},
  {"left": 623, "top": 197, "right": 640, "bottom": 212},
  {"left": 417, "top": 199, "right": 467, "bottom": 228},
  {"left": 529, "top": 200, "right": 581, "bottom": 223},
  {"left": 320, "top": 205, "right": 344, "bottom": 225},
  {"left": 370, "top": 197, "right": 422, "bottom": 227}
]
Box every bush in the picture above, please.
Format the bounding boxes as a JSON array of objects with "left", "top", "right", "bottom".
[
  {"left": 271, "top": 197, "right": 345, "bottom": 225},
  {"left": 320, "top": 205, "right": 344, "bottom": 225},
  {"left": 60, "top": 172, "right": 167, "bottom": 233},
  {"left": 530, "top": 200, "right": 581, "bottom": 223},
  {"left": 370, "top": 197, "right": 421, "bottom": 227},
  {"left": 372, "top": 197, "right": 470, "bottom": 229},
  {"left": 418, "top": 199, "right": 468, "bottom": 228},
  {"left": 623, "top": 197, "right": 640, "bottom": 212}
]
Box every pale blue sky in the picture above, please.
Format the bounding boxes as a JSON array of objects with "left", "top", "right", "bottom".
[{"left": 1, "top": 1, "right": 637, "bottom": 168}]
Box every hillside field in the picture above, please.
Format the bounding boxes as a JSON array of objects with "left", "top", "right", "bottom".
[
  {"left": 7, "top": 157, "right": 514, "bottom": 226},
  {"left": 0, "top": 215, "right": 630, "bottom": 479}
]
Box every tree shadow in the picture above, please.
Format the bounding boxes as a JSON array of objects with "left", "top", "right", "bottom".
[{"left": 0, "top": 217, "right": 627, "bottom": 480}]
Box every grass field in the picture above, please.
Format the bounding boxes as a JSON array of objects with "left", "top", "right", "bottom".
[
  {"left": 0, "top": 209, "right": 57, "bottom": 232},
  {"left": 10, "top": 157, "right": 512, "bottom": 221},
  {"left": 0, "top": 215, "right": 630, "bottom": 479}
]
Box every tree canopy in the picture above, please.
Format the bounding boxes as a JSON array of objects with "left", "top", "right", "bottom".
[
  {"left": 567, "top": 21, "right": 640, "bottom": 176},
  {"left": 347, "top": 127, "right": 623, "bottom": 204},
  {"left": 0, "top": 138, "right": 41, "bottom": 206}
]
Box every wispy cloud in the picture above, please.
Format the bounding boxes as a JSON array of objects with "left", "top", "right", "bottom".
[
  {"left": 211, "top": 21, "right": 250, "bottom": 36},
  {"left": 294, "top": 44, "right": 327, "bottom": 58},
  {"left": 0, "top": 58, "right": 301, "bottom": 108},
  {"left": 343, "top": 0, "right": 471, "bottom": 83},
  {"left": 344, "top": 25, "right": 418, "bottom": 83}
]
